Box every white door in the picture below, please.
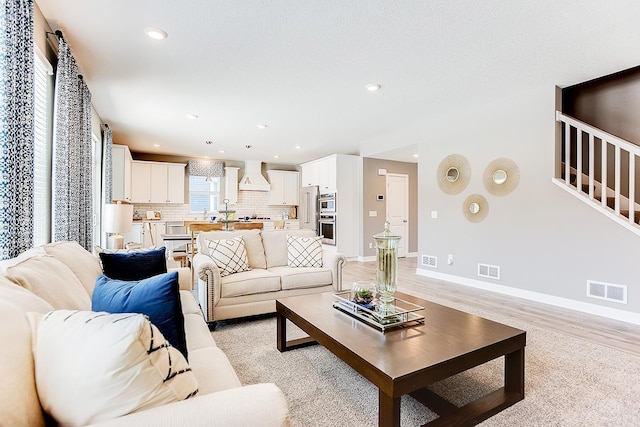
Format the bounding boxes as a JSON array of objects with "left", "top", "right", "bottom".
[{"left": 386, "top": 173, "right": 409, "bottom": 258}]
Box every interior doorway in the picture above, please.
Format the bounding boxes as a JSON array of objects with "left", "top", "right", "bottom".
[{"left": 385, "top": 173, "right": 409, "bottom": 258}]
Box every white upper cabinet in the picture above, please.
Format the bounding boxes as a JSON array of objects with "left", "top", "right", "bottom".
[
  {"left": 131, "top": 161, "right": 185, "bottom": 204},
  {"left": 301, "top": 155, "right": 336, "bottom": 192},
  {"left": 267, "top": 170, "right": 300, "bottom": 205},
  {"left": 111, "top": 145, "right": 132, "bottom": 202}
]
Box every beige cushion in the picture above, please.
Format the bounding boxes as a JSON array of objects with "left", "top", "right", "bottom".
[
  {"left": 198, "top": 229, "right": 266, "bottom": 269},
  {"left": 187, "top": 347, "right": 242, "bottom": 395},
  {"left": 261, "top": 229, "right": 317, "bottom": 268},
  {"left": 28, "top": 310, "right": 199, "bottom": 426},
  {"left": 180, "top": 290, "right": 201, "bottom": 316},
  {"left": 0, "top": 279, "right": 53, "bottom": 427},
  {"left": 43, "top": 241, "right": 103, "bottom": 295},
  {"left": 220, "top": 269, "right": 281, "bottom": 298},
  {"left": 5, "top": 256, "right": 91, "bottom": 310},
  {"left": 184, "top": 313, "right": 216, "bottom": 352},
  {"left": 269, "top": 266, "right": 333, "bottom": 290},
  {"left": 0, "top": 246, "right": 46, "bottom": 275}
]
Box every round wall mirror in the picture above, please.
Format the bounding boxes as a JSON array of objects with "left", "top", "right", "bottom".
[
  {"left": 492, "top": 169, "right": 507, "bottom": 185},
  {"left": 446, "top": 167, "right": 460, "bottom": 182},
  {"left": 469, "top": 202, "right": 480, "bottom": 214}
]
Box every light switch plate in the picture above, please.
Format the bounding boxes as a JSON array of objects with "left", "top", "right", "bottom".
[
  {"left": 377, "top": 168, "right": 387, "bottom": 176},
  {"left": 431, "top": 211, "right": 438, "bottom": 219},
  {"left": 369, "top": 211, "right": 378, "bottom": 217}
]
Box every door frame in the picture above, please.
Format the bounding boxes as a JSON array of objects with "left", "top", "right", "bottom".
[{"left": 385, "top": 173, "right": 409, "bottom": 257}]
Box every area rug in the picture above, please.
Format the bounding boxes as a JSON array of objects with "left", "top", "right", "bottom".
[{"left": 212, "top": 304, "right": 640, "bottom": 426}]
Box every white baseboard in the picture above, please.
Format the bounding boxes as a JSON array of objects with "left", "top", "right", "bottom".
[{"left": 416, "top": 268, "right": 640, "bottom": 326}]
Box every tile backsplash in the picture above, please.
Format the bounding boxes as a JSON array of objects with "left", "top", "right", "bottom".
[{"left": 133, "top": 190, "right": 296, "bottom": 221}]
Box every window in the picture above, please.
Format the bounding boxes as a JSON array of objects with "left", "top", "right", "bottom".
[
  {"left": 189, "top": 175, "right": 220, "bottom": 214},
  {"left": 33, "top": 47, "right": 53, "bottom": 247}
]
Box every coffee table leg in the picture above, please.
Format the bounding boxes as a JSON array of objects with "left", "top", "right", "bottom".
[
  {"left": 379, "top": 389, "right": 400, "bottom": 427},
  {"left": 505, "top": 347, "right": 525, "bottom": 397},
  {"left": 277, "top": 310, "right": 287, "bottom": 352}
]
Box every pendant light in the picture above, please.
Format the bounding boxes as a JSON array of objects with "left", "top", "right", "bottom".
[{"left": 205, "top": 140, "right": 214, "bottom": 182}]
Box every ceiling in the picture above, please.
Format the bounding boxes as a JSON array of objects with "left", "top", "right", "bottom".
[{"left": 36, "top": 0, "right": 640, "bottom": 165}]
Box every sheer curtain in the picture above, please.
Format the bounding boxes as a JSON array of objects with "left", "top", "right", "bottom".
[
  {"left": 102, "top": 124, "right": 113, "bottom": 204},
  {"left": 0, "top": 0, "right": 35, "bottom": 260},
  {"left": 52, "top": 35, "right": 93, "bottom": 250}
]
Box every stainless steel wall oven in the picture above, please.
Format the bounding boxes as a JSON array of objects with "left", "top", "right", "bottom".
[{"left": 319, "top": 213, "right": 336, "bottom": 245}]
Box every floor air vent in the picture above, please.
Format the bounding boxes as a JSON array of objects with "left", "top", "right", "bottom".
[
  {"left": 478, "top": 263, "right": 500, "bottom": 279},
  {"left": 587, "top": 280, "right": 627, "bottom": 304},
  {"left": 421, "top": 255, "right": 437, "bottom": 268}
]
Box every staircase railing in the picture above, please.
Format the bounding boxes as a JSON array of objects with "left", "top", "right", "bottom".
[{"left": 555, "top": 111, "right": 640, "bottom": 234}]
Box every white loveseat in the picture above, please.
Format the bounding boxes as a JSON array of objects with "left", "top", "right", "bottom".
[
  {"left": 0, "top": 241, "right": 290, "bottom": 427},
  {"left": 193, "top": 229, "right": 346, "bottom": 327}
]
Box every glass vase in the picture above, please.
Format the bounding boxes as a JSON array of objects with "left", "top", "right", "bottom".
[{"left": 373, "top": 221, "right": 401, "bottom": 315}]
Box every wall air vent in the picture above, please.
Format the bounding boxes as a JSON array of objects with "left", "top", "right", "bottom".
[
  {"left": 478, "top": 263, "right": 500, "bottom": 279},
  {"left": 587, "top": 280, "right": 627, "bottom": 304},
  {"left": 421, "top": 255, "right": 437, "bottom": 268}
]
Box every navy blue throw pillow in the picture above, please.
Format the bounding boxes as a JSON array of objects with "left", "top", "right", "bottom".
[
  {"left": 99, "top": 247, "right": 167, "bottom": 281},
  {"left": 92, "top": 271, "right": 188, "bottom": 359}
]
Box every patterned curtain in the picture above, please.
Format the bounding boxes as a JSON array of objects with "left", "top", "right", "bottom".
[
  {"left": 52, "top": 36, "right": 93, "bottom": 250},
  {"left": 0, "top": 0, "right": 35, "bottom": 260},
  {"left": 103, "top": 124, "right": 112, "bottom": 204}
]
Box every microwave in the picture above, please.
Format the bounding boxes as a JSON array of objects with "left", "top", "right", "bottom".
[{"left": 319, "top": 192, "right": 336, "bottom": 213}]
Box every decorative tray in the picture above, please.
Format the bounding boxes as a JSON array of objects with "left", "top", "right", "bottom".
[{"left": 332, "top": 291, "right": 425, "bottom": 332}]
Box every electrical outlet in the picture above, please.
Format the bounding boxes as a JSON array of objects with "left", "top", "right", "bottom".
[
  {"left": 369, "top": 242, "right": 373, "bottom": 249},
  {"left": 447, "top": 254, "right": 454, "bottom": 265}
]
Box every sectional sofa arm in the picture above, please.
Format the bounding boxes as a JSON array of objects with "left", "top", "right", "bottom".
[
  {"left": 88, "top": 383, "right": 290, "bottom": 427},
  {"left": 323, "top": 250, "right": 347, "bottom": 291},
  {"left": 192, "top": 252, "right": 222, "bottom": 322},
  {"left": 168, "top": 266, "right": 192, "bottom": 291}
]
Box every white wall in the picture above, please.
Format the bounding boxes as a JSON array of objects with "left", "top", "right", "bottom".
[{"left": 416, "top": 85, "right": 640, "bottom": 315}]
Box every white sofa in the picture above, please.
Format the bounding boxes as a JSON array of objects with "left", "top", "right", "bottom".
[
  {"left": 0, "top": 241, "right": 290, "bottom": 427},
  {"left": 193, "top": 229, "right": 346, "bottom": 327}
]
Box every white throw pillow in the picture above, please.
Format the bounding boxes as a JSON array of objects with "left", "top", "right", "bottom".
[
  {"left": 28, "top": 310, "right": 198, "bottom": 426},
  {"left": 203, "top": 236, "right": 250, "bottom": 276},
  {"left": 287, "top": 235, "right": 323, "bottom": 267}
]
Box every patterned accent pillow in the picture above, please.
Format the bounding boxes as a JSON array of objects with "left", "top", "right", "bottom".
[
  {"left": 287, "top": 235, "right": 323, "bottom": 267},
  {"left": 27, "top": 310, "right": 198, "bottom": 426},
  {"left": 203, "top": 236, "right": 250, "bottom": 277}
]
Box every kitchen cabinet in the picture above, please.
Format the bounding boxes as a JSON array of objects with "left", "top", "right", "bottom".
[
  {"left": 131, "top": 161, "right": 185, "bottom": 204},
  {"left": 267, "top": 170, "right": 300, "bottom": 205},
  {"left": 224, "top": 166, "right": 239, "bottom": 204},
  {"left": 300, "top": 156, "right": 336, "bottom": 192},
  {"left": 262, "top": 220, "right": 300, "bottom": 231},
  {"left": 301, "top": 154, "right": 361, "bottom": 257},
  {"left": 124, "top": 221, "right": 167, "bottom": 247},
  {"left": 111, "top": 145, "right": 132, "bottom": 202}
]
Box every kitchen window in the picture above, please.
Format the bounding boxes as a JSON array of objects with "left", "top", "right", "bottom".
[
  {"left": 189, "top": 175, "right": 220, "bottom": 213},
  {"left": 33, "top": 47, "right": 54, "bottom": 246}
]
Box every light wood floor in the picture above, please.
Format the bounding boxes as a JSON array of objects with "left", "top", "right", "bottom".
[{"left": 343, "top": 257, "right": 640, "bottom": 357}]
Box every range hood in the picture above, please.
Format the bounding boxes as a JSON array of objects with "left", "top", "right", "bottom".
[{"left": 239, "top": 160, "right": 271, "bottom": 191}]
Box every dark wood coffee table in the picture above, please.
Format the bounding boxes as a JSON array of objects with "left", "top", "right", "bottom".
[{"left": 276, "top": 291, "right": 526, "bottom": 427}]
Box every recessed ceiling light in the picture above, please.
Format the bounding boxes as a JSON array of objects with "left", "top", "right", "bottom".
[
  {"left": 274, "top": 155, "right": 280, "bottom": 159},
  {"left": 413, "top": 154, "right": 419, "bottom": 158},
  {"left": 144, "top": 27, "right": 168, "bottom": 40},
  {"left": 185, "top": 114, "right": 198, "bottom": 120},
  {"left": 152, "top": 144, "right": 160, "bottom": 148},
  {"left": 366, "top": 83, "right": 381, "bottom": 91},
  {"left": 218, "top": 150, "right": 225, "bottom": 154},
  {"left": 295, "top": 145, "right": 302, "bottom": 149},
  {"left": 257, "top": 124, "right": 268, "bottom": 129}
]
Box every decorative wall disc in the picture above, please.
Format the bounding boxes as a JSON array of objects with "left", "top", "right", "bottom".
[
  {"left": 483, "top": 158, "right": 519, "bottom": 196},
  {"left": 437, "top": 154, "right": 471, "bottom": 195},
  {"left": 463, "top": 194, "right": 489, "bottom": 223}
]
